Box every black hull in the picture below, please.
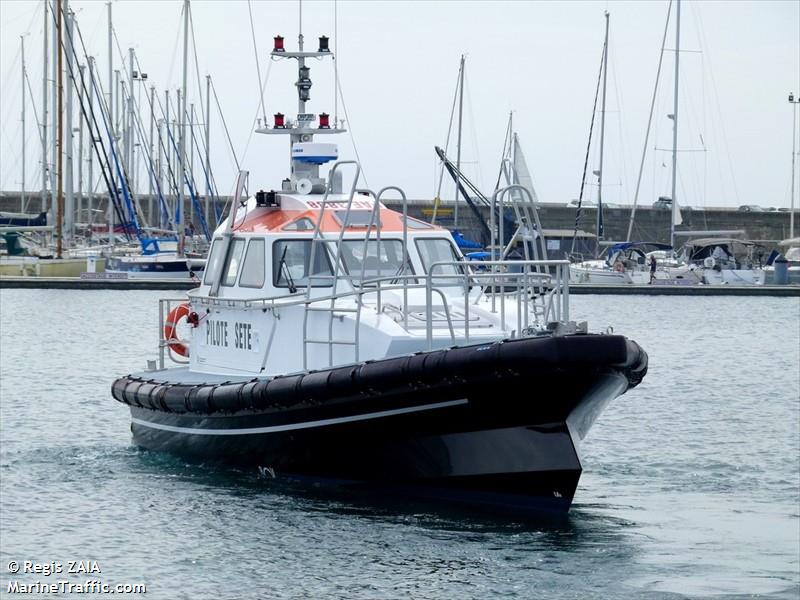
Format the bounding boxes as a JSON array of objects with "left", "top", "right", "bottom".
[{"left": 114, "top": 334, "right": 647, "bottom": 513}]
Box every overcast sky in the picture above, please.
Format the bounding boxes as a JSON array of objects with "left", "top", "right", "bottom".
[{"left": 1, "top": 0, "right": 798, "bottom": 209}]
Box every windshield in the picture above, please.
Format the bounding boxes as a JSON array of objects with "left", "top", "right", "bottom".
[
  {"left": 202, "top": 238, "right": 224, "bottom": 284},
  {"left": 338, "top": 240, "right": 414, "bottom": 285},
  {"left": 222, "top": 238, "right": 246, "bottom": 286},
  {"left": 415, "top": 238, "right": 465, "bottom": 286},
  {"left": 272, "top": 240, "right": 334, "bottom": 288}
]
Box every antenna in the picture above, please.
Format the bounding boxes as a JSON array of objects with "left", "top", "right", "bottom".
[{"left": 259, "top": 7, "right": 345, "bottom": 195}]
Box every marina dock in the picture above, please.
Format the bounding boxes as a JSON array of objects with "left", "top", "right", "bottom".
[{"left": 2, "top": 276, "right": 798, "bottom": 296}]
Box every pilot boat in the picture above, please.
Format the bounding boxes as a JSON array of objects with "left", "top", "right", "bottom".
[{"left": 111, "top": 31, "right": 648, "bottom": 513}]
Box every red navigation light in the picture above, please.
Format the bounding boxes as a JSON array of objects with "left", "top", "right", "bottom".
[
  {"left": 274, "top": 113, "right": 285, "bottom": 128},
  {"left": 273, "top": 36, "right": 285, "bottom": 52},
  {"left": 319, "top": 113, "right": 330, "bottom": 129}
]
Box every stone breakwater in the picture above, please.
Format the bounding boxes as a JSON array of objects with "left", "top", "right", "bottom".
[{"left": 2, "top": 192, "right": 796, "bottom": 249}]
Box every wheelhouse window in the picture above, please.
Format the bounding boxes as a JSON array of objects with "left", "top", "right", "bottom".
[
  {"left": 415, "top": 238, "right": 465, "bottom": 285},
  {"left": 339, "top": 240, "right": 415, "bottom": 285},
  {"left": 272, "top": 240, "right": 334, "bottom": 289},
  {"left": 283, "top": 217, "right": 315, "bottom": 231},
  {"left": 239, "top": 239, "right": 266, "bottom": 288},
  {"left": 402, "top": 215, "right": 434, "bottom": 230},
  {"left": 222, "top": 238, "right": 246, "bottom": 286},
  {"left": 332, "top": 210, "right": 379, "bottom": 229},
  {"left": 202, "top": 238, "right": 224, "bottom": 284}
]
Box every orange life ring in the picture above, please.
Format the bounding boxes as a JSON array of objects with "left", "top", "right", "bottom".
[{"left": 164, "top": 303, "right": 191, "bottom": 357}]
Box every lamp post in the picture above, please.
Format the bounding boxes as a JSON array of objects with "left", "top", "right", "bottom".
[{"left": 790, "top": 92, "right": 799, "bottom": 239}]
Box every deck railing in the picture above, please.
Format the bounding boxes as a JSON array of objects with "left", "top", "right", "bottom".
[{"left": 159, "top": 258, "right": 571, "bottom": 370}]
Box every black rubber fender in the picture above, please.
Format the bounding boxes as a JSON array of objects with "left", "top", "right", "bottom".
[
  {"left": 264, "top": 375, "right": 304, "bottom": 408},
  {"left": 355, "top": 356, "right": 412, "bottom": 392},
  {"left": 298, "top": 370, "right": 333, "bottom": 403},
  {"left": 111, "top": 333, "right": 648, "bottom": 415}
]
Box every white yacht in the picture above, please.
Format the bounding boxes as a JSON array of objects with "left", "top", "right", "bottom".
[
  {"left": 569, "top": 242, "right": 700, "bottom": 285},
  {"left": 675, "top": 238, "right": 767, "bottom": 285}
]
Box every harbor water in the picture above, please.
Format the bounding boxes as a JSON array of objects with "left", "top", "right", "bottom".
[{"left": 0, "top": 289, "right": 798, "bottom": 599}]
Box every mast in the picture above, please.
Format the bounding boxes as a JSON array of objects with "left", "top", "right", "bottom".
[
  {"left": 190, "top": 102, "right": 195, "bottom": 226},
  {"left": 127, "top": 47, "right": 135, "bottom": 192},
  {"left": 256, "top": 3, "right": 343, "bottom": 194},
  {"left": 164, "top": 89, "right": 170, "bottom": 214},
  {"left": 107, "top": 3, "right": 115, "bottom": 245},
  {"left": 64, "top": 3, "right": 74, "bottom": 243},
  {"left": 148, "top": 85, "right": 155, "bottom": 222},
  {"left": 176, "top": 89, "right": 182, "bottom": 230},
  {"left": 87, "top": 56, "right": 95, "bottom": 221},
  {"left": 41, "top": 0, "right": 48, "bottom": 211},
  {"left": 596, "top": 12, "right": 609, "bottom": 247},
  {"left": 204, "top": 74, "right": 211, "bottom": 226},
  {"left": 157, "top": 119, "right": 169, "bottom": 229},
  {"left": 625, "top": 2, "right": 673, "bottom": 242},
  {"left": 178, "top": 0, "right": 189, "bottom": 254},
  {"left": 107, "top": 2, "right": 114, "bottom": 191},
  {"left": 21, "top": 36, "right": 26, "bottom": 212},
  {"left": 293, "top": 0, "right": 307, "bottom": 171},
  {"left": 77, "top": 63, "right": 85, "bottom": 223},
  {"left": 790, "top": 92, "right": 798, "bottom": 239},
  {"left": 50, "top": 0, "right": 58, "bottom": 214},
  {"left": 455, "top": 54, "right": 465, "bottom": 228},
  {"left": 670, "top": 0, "right": 681, "bottom": 250},
  {"left": 114, "top": 71, "right": 121, "bottom": 143},
  {"left": 56, "top": 0, "right": 64, "bottom": 258}
]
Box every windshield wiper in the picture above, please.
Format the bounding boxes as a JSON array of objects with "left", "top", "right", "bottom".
[{"left": 277, "top": 246, "right": 297, "bottom": 293}]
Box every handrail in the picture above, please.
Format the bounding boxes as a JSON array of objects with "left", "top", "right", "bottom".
[
  {"left": 173, "top": 254, "right": 571, "bottom": 369},
  {"left": 426, "top": 258, "right": 570, "bottom": 342},
  {"left": 303, "top": 160, "right": 361, "bottom": 369},
  {"left": 188, "top": 259, "right": 567, "bottom": 308},
  {"left": 375, "top": 186, "right": 409, "bottom": 322}
]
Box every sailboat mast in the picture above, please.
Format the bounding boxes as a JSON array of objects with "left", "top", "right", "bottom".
[
  {"left": 50, "top": 0, "right": 57, "bottom": 213},
  {"left": 77, "top": 63, "right": 85, "bottom": 223},
  {"left": 21, "top": 36, "right": 26, "bottom": 212},
  {"left": 455, "top": 54, "right": 465, "bottom": 228},
  {"left": 791, "top": 93, "right": 797, "bottom": 239},
  {"left": 87, "top": 57, "right": 95, "bottom": 221},
  {"left": 596, "top": 11, "right": 609, "bottom": 246},
  {"left": 148, "top": 84, "right": 155, "bottom": 221},
  {"left": 190, "top": 102, "right": 195, "bottom": 225},
  {"left": 625, "top": 1, "right": 673, "bottom": 243},
  {"left": 64, "top": 3, "right": 74, "bottom": 243},
  {"left": 670, "top": 0, "right": 681, "bottom": 250},
  {"left": 204, "top": 74, "right": 211, "bottom": 225},
  {"left": 56, "top": 0, "right": 64, "bottom": 258},
  {"left": 127, "top": 47, "right": 134, "bottom": 192},
  {"left": 178, "top": 0, "right": 189, "bottom": 254},
  {"left": 41, "top": 0, "right": 48, "bottom": 211},
  {"left": 107, "top": 2, "right": 114, "bottom": 245}
]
